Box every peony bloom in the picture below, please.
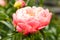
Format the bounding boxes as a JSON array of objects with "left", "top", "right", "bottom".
[
  {"left": 12, "top": 6, "right": 52, "bottom": 35},
  {"left": 0, "top": 0, "right": 6, "bottom": 7},
  {"left": 14, "top": 0, "right": 26, "bottom": 8}
]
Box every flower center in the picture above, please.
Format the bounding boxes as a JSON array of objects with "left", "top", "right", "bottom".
[{"left": 26, "top": 9, "right": 35, "bottom": 16}]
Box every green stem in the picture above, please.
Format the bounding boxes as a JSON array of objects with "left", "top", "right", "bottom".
[
  {"left": 26, "top": 0, "right": 30, "bottom": 6},
  {"left": 30, "top": 34, "right": 35, "bottom": 40},
  {"left": 40, "top": 29, "right": 46, "bottom": 40},
  {"left": 39, "top": 0, "right": 44, "bottom": 6}
]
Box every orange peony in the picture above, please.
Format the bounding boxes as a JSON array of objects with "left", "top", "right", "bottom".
[{"left": 12, "top": 6, "right": 52, "bottom": 35}]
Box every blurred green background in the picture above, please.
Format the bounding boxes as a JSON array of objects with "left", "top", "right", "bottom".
[{"left": 0, "top": 0, "right": 60, "bottom": 40}]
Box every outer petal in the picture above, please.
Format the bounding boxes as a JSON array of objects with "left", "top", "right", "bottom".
[
  {"left": 12, "top": 13, "right": 17, "bottom": 26},
  {"left": 37, "top": 9, "right": 52, "bottom": 30},
  {"left": 27, "top": 18, "right": 40, "bottom": 29},
  {"left": 16, "top": 26, "right": 22, "bottom": 32},
  {"left": 17, "top": 23, "right": 32, "bottom": 35}
]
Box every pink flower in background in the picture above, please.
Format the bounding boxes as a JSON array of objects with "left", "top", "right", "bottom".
[
  {"left": 12, "top": 6, "right": 52, "bottom": 35},
  {"left": 0, "top": 0, "right": 6, "bottom": 7},
  {"left": 14, "top": 0, "right": 26, "bottom": 8}
]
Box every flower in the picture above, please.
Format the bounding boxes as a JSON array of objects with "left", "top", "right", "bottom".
[
  {"left": 14, "top": 0, "right": 26, "bottom": 8},
  {"left": 12, "top": 6, "right": 52, "bottom": 35},
  {"left": 0, "top": 0, "right": 6, "bottom": 7}
]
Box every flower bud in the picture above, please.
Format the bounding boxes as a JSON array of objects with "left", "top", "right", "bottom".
[{"left": 14, "top": 0, "right": 26, "bottom": 8}]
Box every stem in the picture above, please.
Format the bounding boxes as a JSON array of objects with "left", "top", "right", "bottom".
[
  {"left": 30, "top": 34, "right": 35, "bottom": 40},
  {"left": 39, "top": 0, "right": 44, "bottom": 6},
  {"left": 40, "top": 29, "right": 46, "bottom": 40},
  {"left": 26, "top": 0, "right": 30, "bottom": 5}
]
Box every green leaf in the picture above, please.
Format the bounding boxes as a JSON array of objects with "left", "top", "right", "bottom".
[
  {"left": 27, "top": 0, "right": 36, "bottom": 6},
  {"left": 0, "top": 21, "right": 15, "bottom": 31},
  {"left": 0, "top": 13, "right": 9, "bottom": 20}
]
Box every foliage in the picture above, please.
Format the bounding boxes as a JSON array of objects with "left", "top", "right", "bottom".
[{"left": 0, "top": 0, "right": 59, "bottom": 40}]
